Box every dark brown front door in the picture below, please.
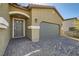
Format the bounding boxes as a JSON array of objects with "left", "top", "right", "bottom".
[{"left": 14, "top": 19, "right": 24, "bottom": 38}]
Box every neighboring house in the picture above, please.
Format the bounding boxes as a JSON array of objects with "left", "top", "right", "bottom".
[
  {"left": 63, "top": 17, "right": 79, "bottom": 31},
  {"left": 0, "top": 3, "right": 64, "bottom": 55},
  {"left": 62, "top": 17, "right": 77, "bottom": 31},
  {"left": 62, "top": 17, "right": 79, "bottom": 38}
]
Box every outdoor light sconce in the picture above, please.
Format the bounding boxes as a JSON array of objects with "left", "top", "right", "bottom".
[
  {"left": 35, "top": 18, "right": 38, "bottom": 23},
  {"left": 0, "top": 17, "right": 9, "bottom": 29}
]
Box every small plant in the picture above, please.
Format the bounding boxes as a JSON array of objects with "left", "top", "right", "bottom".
[
  {"left": 69, "top": 27, "right": 77, "bottom": 31},
  {"left": 68, "top": 27, "right": 79, "bottom": 38}
]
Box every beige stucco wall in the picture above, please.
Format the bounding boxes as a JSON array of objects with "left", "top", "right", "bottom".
[
  {"left": 31, "top": 8, "right": 63, "bottom": 42},
  {"left": 31, "top": 8, "right": 62, "bottom": 25},
  {"left": 26, "top": 18, "right": 32, "bottom": 39},
  {"left": 0, "top": 3, "right": 10, "bottom": 55}
]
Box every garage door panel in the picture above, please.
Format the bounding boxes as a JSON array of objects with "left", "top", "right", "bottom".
[{"left": 40, "top": 22, "right": 59, "bottom": 39}]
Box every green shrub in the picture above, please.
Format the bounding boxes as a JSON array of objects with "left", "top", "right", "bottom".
[{"left": 69, "top": 27, "right": 76, "bottom": 31}]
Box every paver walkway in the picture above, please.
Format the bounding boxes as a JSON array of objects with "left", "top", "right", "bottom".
[{"left": 4, "top": 36, "right": 79, "bottom": 56}]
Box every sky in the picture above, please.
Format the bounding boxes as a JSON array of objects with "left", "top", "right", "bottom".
[{"left": 51, "top": 3, "right": 79, "bottom": 19}]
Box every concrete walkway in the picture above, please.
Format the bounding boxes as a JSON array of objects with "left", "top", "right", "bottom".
[{"left": 4, "top": 36, "right": 79, "bottom": 56}]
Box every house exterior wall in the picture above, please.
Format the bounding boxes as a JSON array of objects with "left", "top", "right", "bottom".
[
  {"left": 0, "top": 3, "right": 10, "bottom": 55},
  {"left": 26, "top": 18, "right": 32, "bottom": 39},
  {"left": 31, "top": 8, "right": 63, "bottom": 42},
  {"left": 31, "top": 8, "right": 62, "bottom": 25}
]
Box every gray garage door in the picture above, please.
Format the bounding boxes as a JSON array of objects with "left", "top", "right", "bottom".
[{"left": 40, "top": 22, "right": 59, "bottom": 39}]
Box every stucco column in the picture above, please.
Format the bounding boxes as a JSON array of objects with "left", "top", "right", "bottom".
[
  {"left": 32, "top": 28, "right": 40, "bottom": 42},
  {"left": 28, "top": 25, "right": 40, "bottom": 42}
]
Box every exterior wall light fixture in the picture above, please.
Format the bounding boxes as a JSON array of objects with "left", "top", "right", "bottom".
[{"left": 35, "top": 18, "right": 38, "bottom": 23}]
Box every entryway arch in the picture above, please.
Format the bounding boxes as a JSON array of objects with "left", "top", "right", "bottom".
[
  {"left": 9, "top": 11, "right": 30, "bottom": 18},
  {"left": 9, "top": 11, "right": 30, "bottom": 38}
]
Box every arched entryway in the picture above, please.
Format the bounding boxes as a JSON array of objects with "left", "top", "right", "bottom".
[{"left": 9, "top": 11, "right": 30, "bottom": 38}]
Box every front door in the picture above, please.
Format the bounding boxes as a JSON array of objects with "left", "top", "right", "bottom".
[{"left": 13, "top": 18, "right": 25, "bottom": 38}]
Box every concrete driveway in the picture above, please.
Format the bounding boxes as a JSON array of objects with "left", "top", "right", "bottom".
[{"left": 4, "top": 36, "right": 79, "bottom": 56}]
